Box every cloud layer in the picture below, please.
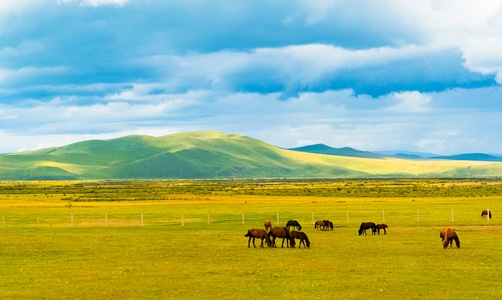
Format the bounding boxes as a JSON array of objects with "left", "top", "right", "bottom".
[{"left": 1, "top": 1, "right": 502, "bottom": 154}]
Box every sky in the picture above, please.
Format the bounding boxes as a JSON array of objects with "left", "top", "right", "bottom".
[{"left": 1, "top": 0, "right": 502, "bottom": 155}]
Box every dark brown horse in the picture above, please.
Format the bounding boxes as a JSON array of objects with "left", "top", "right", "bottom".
[
  {"left": 264, "top": 220, "right": 272, "bottom": 232},
  {"left": 314, "top": 220, "right": 333, "bottom": 231},
  {"left": 269, "top": 227, "right": 295, "bottom": 248},
  {"left": 481, "top": 210, "right": 492, "bottom": 219},
  {"left": 291, "top": 231, "right": 310, "bottom": 248},
  {"left": 375, "top": 223, "right": 388, "bottom": 235},
  {"left": 286, "top": 220, "right": 302, "bottom": 231},
  {"left": 440, "top": 227, "right": 460, "bottom": 249},
  {"left": 244, "top": 229, "right": 272, "bottom": 248},
  {"left": 358, "top": 222, "right": 376, "bottom": 235}
]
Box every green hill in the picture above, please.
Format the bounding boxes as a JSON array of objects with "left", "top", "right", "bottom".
[{"left": 1, "top": 131, "right": 502, "bottom": 180}]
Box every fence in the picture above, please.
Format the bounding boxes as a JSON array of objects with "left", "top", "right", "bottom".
[{"left": 0, "top": 207, "right": 493, "bottom": 229}]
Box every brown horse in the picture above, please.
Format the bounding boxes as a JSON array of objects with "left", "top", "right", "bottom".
[
  {"left": 264, "top": 220, "right": 272, "bottom": 232},
  {"left": 440, "top": 227, "right": 460, "bottom": 249},
  {"left": 314, "top": 220, "right": 333, "bottom": 231},
  {"left": 481, "top": 210, "right": 492, "bottom": 219},
  {"left": 291, "top": 231, "right": 310, "bottom": 248},
  {"left": 244, "top": 229, "right": 272, "bottom": 248},
  {"left": 269, "top": 227, "right": 295, "bottom": 248},
  {"left": 375, "top": 223, "right": 388, "bottom": 235}
]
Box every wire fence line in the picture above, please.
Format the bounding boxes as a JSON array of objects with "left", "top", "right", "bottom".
[{"left": 0, "top": 208, "right": 493, "bottom": 229}]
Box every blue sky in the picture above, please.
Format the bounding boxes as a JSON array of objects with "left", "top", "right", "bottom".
[{"left": 1, "top": 0, "right": 502, "bottom": 155}]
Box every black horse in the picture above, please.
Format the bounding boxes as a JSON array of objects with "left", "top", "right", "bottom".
[
  {"left": 481, "top": 210, "right": 492, "bottom": 219},
  {"left": 286, "top": 220, "right": 302, "bottom": 231},
  {"left": 358, "top": 222, "right": 376, "bottom": 235},
  {"left": 291, "top": 231, "right": 310, "bottom": 248}
]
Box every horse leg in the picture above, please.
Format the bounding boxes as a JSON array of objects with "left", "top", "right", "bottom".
[
  {"left": 247, "top": 236, "right": 252, "bottom": 248},
  {"left": 260, "top": 237, "right": 264, "bottom": 248},
  {"left": 383, "top": 228, "right": 386, "bottom": 235}
]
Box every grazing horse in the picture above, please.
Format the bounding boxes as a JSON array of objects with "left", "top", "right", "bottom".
[
  {"left": 326, "top": 220, "right": 334, "bottom": 230},
  {"left": 375, "top": 223, "right": 388, "bottom": 235},
  {"left": 314, "top": 220, "right": 333, "bottom": 231},
  {"left": 286, "top": 220, "right": 302, "bottom": 231},
  {"left": 291, "top": 231, "right": 310, "bottom": 248},
  {"left": 269, "top": 227, "right": 295, "bottom": 248},
  {"left": 358, "top": 222, "right": 376, "bottom": 235},
  {"left": 440, "top": 227, "right": 460, "bottom": 249},
  {"left": 481, "top": 210, "right": 492, "bottom": 219},
  {"left": 244, "top": 229, "right": 272, "bottom": 248},
  {"left": 264, "top": 220, "right": 272, "bottom": 232}
]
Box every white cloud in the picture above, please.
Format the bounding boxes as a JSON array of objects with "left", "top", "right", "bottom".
[
  {"left": 0, "top": 1, "right": 44, "bottom": 14},
  {"left": 416, "top": 139, "right": 446, "bottom": 153},
  {"left": 387, "top": 91, "right": 431, "bottom": 113},
  {"left": 58, "top": 0, "right": 128, "bottom": 7}
]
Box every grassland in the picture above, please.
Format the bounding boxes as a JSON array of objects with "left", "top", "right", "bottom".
[{"left": 1, "top": 179, "right": 501, "bottom": 299}]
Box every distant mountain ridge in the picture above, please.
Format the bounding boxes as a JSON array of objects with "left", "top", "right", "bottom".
[
  {"left": 291, "top": 144, "right": 502, "bottom": 162},
  {"left": 288, "top": 144, "right": 387, "bottom": 159},
  {"left": 1, "top": 131, "right": 502, "bottom": 180}
]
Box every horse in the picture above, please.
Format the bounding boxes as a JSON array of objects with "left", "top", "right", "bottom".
[
  {"left": 264, "top": 220, "right": 272, "bottom": 232},
  {"left": 244, "top": 229, "right": 272, "bottom": 248},
  {"left": 440, "top": 227, "right": 460, "bottom": 249},
  {"left": 269, "top": 227, "right": 295, "bottom": 248},
  {"left": 375, "top": 223, "right": 388, "bottom": 235},
  {"left": 314, "top": 220, "right": 333, "bottom": 231},
  {"left": 358, "top": 222, "right": 376, "bottom": 235},
  {"left": 291, "top": 231, "right": 310, "bottom": 248},
  {"left": 286, "top": 220, "right": 302, "bottom": 231},
  {"left": 326, "top": 220, "right": 334, "bottom": 230},
  {"left": 481, "top": 210, "right": 492, "bottom": 219}
]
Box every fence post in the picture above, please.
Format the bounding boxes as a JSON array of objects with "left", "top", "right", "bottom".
[
  {"left": 181, "top": 214, "right": 184, "bottom": 226},
  {"left": 105, "top": 214, "right": 108, "bottom": 227},
  {"left": 141, "top": 213, "right": 144, "bottom": 227},
  {"left": 207, "top": 213, "right": 210, "bottom": 225},
  {"left": 276, "top": 212, "right": 279, "bottom": 224},
  {"left": 451, "top": 208, "right": 454, "bottom": 223},
  {"left": 346, "top": 210, "right": 349, "bottom": 224},
  {"left": 487, "top": 207, "right": 490, "bottom": 222},
  {"left": 312, "top": 212, "right": 315, "bottom": 224},
  {"left": 242, "top": 213, "right": 245, "bottom": 225},
  {"left": 382, "top": 209, "right": 385, "bottom": 223},
  {"left": 417, "top": 210, "right": 419, "bottom": 222}
]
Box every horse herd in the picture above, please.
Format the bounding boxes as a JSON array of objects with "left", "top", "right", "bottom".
[
  {"left": 245, "top": 220, "right": 321, "bottom": 249},
  {"left": 245, "top": 210, "right": 491, "bottom": 249}
]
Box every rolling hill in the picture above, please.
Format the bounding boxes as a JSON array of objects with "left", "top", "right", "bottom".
[{"left": 1, "top": 131, "right": 502, "bottom": 180}]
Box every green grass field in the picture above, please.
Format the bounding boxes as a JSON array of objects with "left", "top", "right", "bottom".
[{"left": 1, "top": 180, "right": 501, "bottom": 299}]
